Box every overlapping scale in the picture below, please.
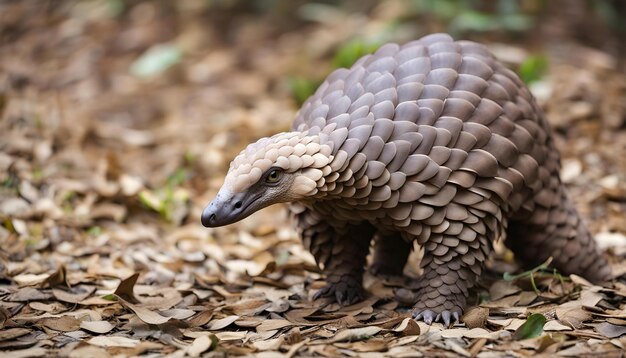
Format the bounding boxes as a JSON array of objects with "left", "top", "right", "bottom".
[{"left": 268, "top": 33, "right": 612, "bottom": 320}]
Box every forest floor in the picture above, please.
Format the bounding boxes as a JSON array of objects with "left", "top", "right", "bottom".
[{"left": 1, "top": 1, "right": 626, "bottom": 357}]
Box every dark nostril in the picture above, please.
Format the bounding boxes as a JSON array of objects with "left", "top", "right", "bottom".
[
  {"left": 234, "top": 201, "right": 242, "bottom": 209},
  {"left": 201, "top": 208, "right": 217, "bottom": 227}
]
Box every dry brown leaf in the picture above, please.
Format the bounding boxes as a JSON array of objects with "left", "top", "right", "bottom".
[
  {"left": 285, "top": 326, "right": 302, "bottom": 345},
  {"left": 42, "top": 266, "right": 69, "bottom": 288},
  {"left": 481, "top": 294, "right": 520, "bottom": 309},
  {"left": 12, "top": 273, "right": 49, "bottom": 287},
  {"left": 489, "top": 281, "right": 522, "bottom": 301},
  {"left": 187, "top": 310, "right": 213, "bottom": 327},
  {"left": 0, "top": 338, "right": 38, "bottom": 351},
  {"left": 503, "top": 319, "right": 526, "bottom": 331},
  {"left": 88, "top": 335, "right": 140, "bottom": 348},
  {"left": 80, "top": 320, "right": 115, "bottom": 334},
  {"left": 162, "top": 308, "right": 195, "bottom": 320},
  {"left": 468, "top": 337, "right": 487, "bottom": 357},
  {"left": 592, "top": 322, "right": 626, "bottom": 338},
  {"left": 90, "top": 203, "right": 127, "bottom": 221},
  {"left": 338, "top": 297, "right": 379, "bottom": 316},
  {"left": 114, "top": 273, "right": 140, "bottom": 303},
  {"left": 0, "top": 308, "right": 8, "bottom": 329},
  {"left": 235, "top": 316, "right": 264, "bottom": 328},
  {"left": 441, "top": 338, "right": 472, "bottom": 356},
  {"left": 134, "top": 286, "right": 183, "bottom": 310},
  {"left": 2, "top": 347, "right": 48, "bottom": 358},
  {"left": 253, "top": 336, "right": 285, "bottom": 351},
  {"left": 6, "top": 287, "right": 52, "bottom": 302},
  {"left": 555, "top": 300, "right": 591, "bottom": 328},
  {"left": 283, "top": 307, "right": 320, "bottom": 323},
  {"left": 569, "top": 275, "right": 594, "bottom": 287},
  {"left": 39, "top": 315, "right": 80, "bottom": 332},
  {"left": 118, "top": 299, "right": 171, "bottom": 325},
  {"left": 78, "top": 296, "right": 118, "bottom": 306},
  {"left": 206, "top": 315, "right": 240, "bottom": 330},
  {"left": 52, "top": 285, "right": 96, "bottom": 304},
  {"left": 518, "top": 291, "right": 538, "bottom": 306},
  {"left": 228, "top": 298, "right": 272, "bottom": 316},
  {"left": 335, "top": 338, "right": 388, "bottom": 352},
  {"left": 257, "top": 319, "right": 293, "bottom": 332},
  {"left": 29, "top": 301, "right": 66, "bottom": 313},
  {"left": 210, "top": 285, "right": 241, "bottom": 299},
  {"left": 214, "top": 331, "right": 248, "bottom": 341},
  {"left": 373, "top": 316, "right": 406, "bottom": 330},
  {"left": 0, "top": 328, "right": 31, "bottom": 341},
  {"left": 392, "top": 317, "right": 420, "bottom": 336},
  {"left": 186, "top": 334, "right": 218, "bottom": 356},
  {"left": 67, "top": 345, "right": 111, "bottom": 358},
  {"left": 440, "top": 328, "right": 469, "bottom": 338},
  {"left": 607, "top": 318, "right": 626, "bottom": 326},
  {"left": 580, "top": 290, "right": 604, "bottom": 307},
  {"left": 544, "top": 320, "right": 572, "bottom": 331},
  {"left": 329, "top": 326, "right": 383, "bottom": 343},
  {"left": 387, "top": 344, "right": 424, "bottom": 356}
]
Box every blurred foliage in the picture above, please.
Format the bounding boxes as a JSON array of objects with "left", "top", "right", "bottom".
[
  {"left": 56, "top": 0, "right": 626, "bottom": 40},
  {"left": 288, "top": 77, "right": 322, "bottom": 106},
  {"left": 411, "top": 0, "right": 534, "bottom": 35},
  {"left": 130, "top": 44, "right": 182, "bottom": 78},
  {"left": 48, "top": 0, "right": 626, "bottom": 105},
  {"left": 289, "top": 40, "right": 380, "bottom": 105},
  {"left": 87, "top": 226, "right": 103, "bottom": 237},
  {"left": 139, "top": 168, "right": 190, "bottom": 223},
  {"left": 592, "top": 0, "right": 626, "bottom": 33},
  {"left": 518, "top": 55, "right": 548, "bottom": 85},
  {"left": 331, "top": 40, "right": 381, "bottom": 69}
]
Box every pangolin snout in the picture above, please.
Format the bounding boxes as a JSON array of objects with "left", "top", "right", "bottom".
[
  {"left": 201, "top": 191, "right": 249, "bottom": 227},
  {"left": 200, "top": 209, "right": 217, "bottom": 227}
]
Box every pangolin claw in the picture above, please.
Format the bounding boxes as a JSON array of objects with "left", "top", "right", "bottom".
[
  {"left": 412, "top": 308, "right": 461, "bottom": 327},
  {"left": 313, "top": 282, "right": 364, "bottom": 306}
]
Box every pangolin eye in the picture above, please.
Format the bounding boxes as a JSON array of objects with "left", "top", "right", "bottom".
[{"left": 265, "top": 168, "right": 283, "bottom": 184}]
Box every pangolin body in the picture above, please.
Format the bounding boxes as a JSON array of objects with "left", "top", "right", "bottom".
[{"left": 202, "top": 33, "right": 611, "bottom": 325}]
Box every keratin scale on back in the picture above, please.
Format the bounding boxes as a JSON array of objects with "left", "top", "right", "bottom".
[{"left": 201, "top": 33, "right": 611, "bottom": 327}]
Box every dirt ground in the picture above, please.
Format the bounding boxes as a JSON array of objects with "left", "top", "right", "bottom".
[{"left": 1, "top": 1, "right": 626, "bottom": 357}]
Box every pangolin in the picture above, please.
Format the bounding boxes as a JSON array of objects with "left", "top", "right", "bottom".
[{"left": 201, "top": 33, "right": 611, "bottom": 326}]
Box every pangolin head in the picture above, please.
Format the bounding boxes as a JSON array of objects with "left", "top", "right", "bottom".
[{"left": 201, "top": 131, "right": 333, "bottom": 227}]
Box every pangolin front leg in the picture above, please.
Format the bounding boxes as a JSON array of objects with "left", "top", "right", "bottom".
[
  {"left": 292, "top": 205, "right": 375, "bottom": 305},
  {"left": 411, "top": 222, "right": 494, "bottom": 327},
  {"left": 370, "top": 232, "right": 412, "bottom": 277}
]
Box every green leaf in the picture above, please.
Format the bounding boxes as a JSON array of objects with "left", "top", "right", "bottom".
[
  {"left": 101, "top": 294, "right": 119, "bottom": 301},
  {"left": 501, "top": 14, "right": 533, "bottom": 32},
  {"left": 518, "top": 55, "right": 548, "bottom": 85},
  {"left": 138, "top": 190, "right": 163, "bottom": 213},
  {"left": 288, "top": 77, "right": 320, "bottom": 106},
  {"left": 130, "top": 43, "right": 182, "bottom": 78},
  {"left": 105, "top": 0, "right": 125, "bottom": 17},
  {"left": 450, "top": 11, "right": 498, "bottom": 33},
  {"left": 87, "top": 226, "right": 102, "bottom": 237},
  {"left": 513, "top": 313, "right": 546, "bottom": 340},
  {"left": 167, "top": 168, "right": 187, "bottom": 188},
  {"left": 414, "top": 0, "right": 459, "bottom": 20},
  {"left": 332, "top": 40, "right": 380, "bottom": 69}
]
